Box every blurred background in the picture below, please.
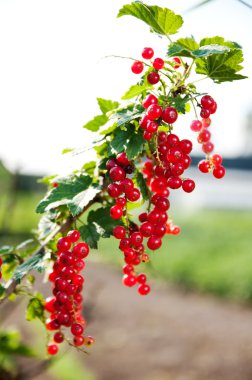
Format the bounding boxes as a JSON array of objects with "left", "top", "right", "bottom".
[{"left": 0, "top": 0, "right": 252, "bottom": 379}]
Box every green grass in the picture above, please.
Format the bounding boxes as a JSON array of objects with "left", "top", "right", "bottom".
[
  {"left": 97, "top": 209, "right": 252, "bottom": 302},
  {"left": 0, "top": 192, "right": 42, "bottom": 236}
]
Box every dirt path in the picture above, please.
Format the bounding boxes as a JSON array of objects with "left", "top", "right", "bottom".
[{"left": 81, "top": 261, "right": 252, "bottom": 380}]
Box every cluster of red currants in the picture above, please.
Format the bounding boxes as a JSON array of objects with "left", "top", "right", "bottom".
[
  {"left": 107, "top": 154, "right": 151, "bottom": 295},
  {"left": 139, "top": 93, "right": 178, "bottom": 141},
  {"left": 131, "top": 47, "right": 181, "bottom": 85},
  {"left": 190, "top": 95, "right": 225, "bottom": 179},
  {"left": 44, "top": 231, "right": 94, "bottom": 355}
]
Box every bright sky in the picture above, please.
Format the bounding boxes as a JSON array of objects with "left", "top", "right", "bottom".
[{"left": 0, "top": 0, "right": 251, "bottom": 175}]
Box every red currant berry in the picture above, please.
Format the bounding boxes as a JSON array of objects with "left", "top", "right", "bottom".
[
  {"left": 142, "top": 94, "right": 158, "bottom": 109},
  {"left": 209, "top": 101, "right": 217, "bottom": 114},
  {"left": 137, "top": 273, "right": 147, "bottom": 284},
  {"left": 116, "top": 152, "right": 130, "bottom": 166},
  {"left": 119, "top": 238, "right": 131, "bottom": 251},
  {"left": 146, "top": 120, "right": 159, "bottom": 133},
  {"left": 147, "top": 104, "right": 162, "bottom": 120},
  {"left": 123, "top": 264, "right": 134, "bottom": 275},
  {"left": 57, "top": 237, "right": 71, "bottom": 252},
  {"left": 200, "top": 108, "right": 211, "bottom": 119},
  {"left": 113, "top": 226, "right": 126, "bottom": 239},
  {"left": 122, "top": 274, "right": 137, "bottom": 287},
  {"left": 116, "top": 197, "right": 127, "bottom": 208},
  {"left": 67, "top": 230, "right": 80, "bottom": 243},
  {"left": 73, "top": 336, "right": 85, "bottom": 346},
  {"left": 190, "top": 120, "right": 202, "bottom": 132},
  {"left": 143, "top": 130, "right": 153, "bottom": 141},
  {"left": 139, "top": 115, "right": 150, "bottom": 129},
  {"left": 54, "top": 332, "right": 64, "bottom": 344},
  {"left": 47, "top": 344, "right": 58, "bottom": 355},
  {"left": 71, "top": 323, "right": 84, "bottom": 336},
  {"left": 106, "top": 158, "right": 118, "bottom": 171},
  {"left": 147, "top": 72, "right": 160, "bottom": 84},
  {"left": 167, "top": 176, "right": 182, "bottom": 189},
  {"left": 131, "top": 61, "right": 144, "bottom": 74},
  {"left": 179, "top": 139, "right": 193, "bottom": 154},
  {"left": 139, "top": 222, "right": 154, "bottom": 237},
  {"left": 44, "top": 297, "right": 56, "bottom": 313},
  {"left": 153, "top": 58, "right": 164, "bottom": 70},
  {"left": 213, "top": 165, "right": 225, "bottom": 179},
  {"left": 155, "top": 197, "right": 170, "bottom": 211},
  {"left": 182, "top": 179, "right": 195, "bottom": 193},
  {"left": 153, "top": 223, "right": 166, "bottom": 237},
  {"left": 198, "top": 160, "right": 211, "bottom": 173},
  {"left": 126, "top": 188, "right": 141, "bottom": 202},
  {"left": 158, "top": 131, "right": 167, "bottom": 143},
  {"left": 110, "top": 205, "right": 123, "bottom": 219},
  {"left": 198, "top": 129, "right": 211, "bottom": 143},
  {"left": 162, "top": 107, "right": 178, "bottom": 124},
  {"left": 202, "top": 141, "right": 214, "bottom": 154},
  {"left": 139, "top": 212, "right": 148, "bottom": 222},
  {"left": 202, "top": 118, "right": 211, "bottom": 128},
  {"left": 109, "top": 166, "right": 125, "bottom": 182},
  {"left": 212, "top": 154, "right": 222, "bottom": 166},
  {"left": 201, "top": 95, "right": 215, "bottom": 110},
  {"left": 147, "top": 236, "right": 162, "bottom": 250},
  {"left": 73, "top": 242, "right": 89, "bottom": 259},
  {"left": 170, "top": 162, "right": 184, "bottom": 176},
  {"left": 138, "top": 284, "right": 151, "bottom": 295},
  {"left": 107, "top": 183, "right": 121, "bottom": 198},
  {"left": 142, "top": 47, "right": 154, "bottom": 59},
  {"left": 130, "top": 232, "right": 143, "bottom": 247}
]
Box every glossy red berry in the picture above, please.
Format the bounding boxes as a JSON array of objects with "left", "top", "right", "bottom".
[
  {"left": 113, "top": 226, "right": 126, "bottom": 239},
  {"left": 202, "top": 142, "right": 214, "bottom": 154},
  {"left": 107, "top": 183, "right": 121, "bottom": 198},
  {"left": 73, "top": 242, "right": 89, "bottom": 259},
  {"left": 147, "top": 236, "right": 162, "bottom": 250},
  {"left": 200, "top": 108, "right": 211, "bottom": 119},
  {"left": 67, "top": 230, "right": 80, "bottom": 243},
  {"left": 212, "top": 154, "right": 222, "bottom": 166},
  {"left": 110, "top": 205, "right": 123, "bottom": 219},
  {"left": 73, "top": 336, "right": 85, "bottom": 346},
  {"left": 71, "top": 323, "right": 84, "bottom": 336},
  {"left": 153, "top": 58, "right": 164, "bottom": 70},
  {"left": 57, "top": 237, "right": 71, "bottom": 252},
  {"left": 109, "top": 166, "right": 125, "bottom": 182},
  {"left": 198, "top": 129, "right": 211, "bottom": 143},
  {"left": 198, "top": 160, "right": 211, "bottom": 173},
  {"left": 106, "top": 158, "right": 118, "bottom": 171},
  {"left": 143, "top": 130, "right": 153, "bottom": 141},
  {"left": 131, "top": 61, "right": 144, "bottom": 74},
  {"left": 54, "top": 332, "right": 64, "bottom": 344},
  {"left": 142, "top": 94, "right": 158, "bottom": 109},
  {"left": 137, "top": 273, "right": 147, "bottom": 284},
  {"left": 179, "top": 139, "right": 193, "bottom": 154},
  {"left": 122, "top": 274, "right": 137, "bottom": 287},
  {"left": 47, "top": 344, "right": 58, "bottom": 355},
  {"left": 155, "top": 197, "right": 170, "bottom": 211},
  {"left": 167, "top": 176, "right": 182, "bottom": 189},
  {"left": 142, "top": 47, "right": 154, "bottom": 59},
  {"left": 130, "top": 232, "right": 143, "bottom": 247},
  {"left": 213, "top": 165, "right": 225, "bottom": 179},
  {"left": 162, "top": 107, "right": 178, "bottom": 124},
  {"left": 146, "top": 120, "right": 158, "bottom": 133},
  {"left": 126, "top": 188, "right": 141, "bottom": 202},
  {"left": 147, "top": 104, "right": 162, "bottom": 120},
  {"left": 138, "top": 284, "right": 151, "bottom": 295},
  {"left": 182, "top": 179, "right": 196, "bottom": 193},
  {"left": 116, "top": 197, "right": 127, "bottom": 208},
  {"left": 190, "top": 120, "right": 202, "bottom": 132},
  {"left": 147, "top": 72, "right": 160, "bottom": 84},
  {"left": 209, "top": 101, "right": 217, "bottom": 114},
  {"left": 116, "top": 152, "right": 130, "bottom": 166},
  {"left": 139, "top": 222, "right": 154, "bottom": 237},
  {"left": 201, "top": 95, "right": 215, "bottom": 110}
]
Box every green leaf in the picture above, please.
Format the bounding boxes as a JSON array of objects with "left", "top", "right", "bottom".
[
  {"left": 97, "top": 98, "right": 119, "bottom": 114},
  {"left": 83, "top": 115, "right": 108, "bottom": 132},
  {"left": 67, "top": 184, "right": 101, "bottom": 217},
  {"left": 199, "top": 36, "right": 241, "bottom": 49},
  {"left": 108, "top": 126, "right": 145, "bottom": 160},
  {"left": 0, "top": 246, "right": 14, "bottom": 255},
  {"left": 88, "top": 207, "right": 124, "bottom": 238},
  {"left": 26, "top": 294, "right": 45, "bottom": 322},
  {"left": 0, "top": 331, "right": 35, "bottom": 356},
  {"left": 0, "top": 284, "right": 5, "bottom": 297},
  {"left": 13, "top": 250, "right": 46, "bottom": 282},
  {"left": 192, "top": 44, "right": 230, "bottom": 58},
  {"left": 113, "top": 107, "right": 144, "bottom": 128},
  {"left": 118, "top": 1, "right": 183, "bottom": 36},
  {"left": 62, "top": 148, "right": 74, "bottom": 154},
  {"left": 36, "top": 174, "right": 93, "bottom": 214},
  {"left": 195, "top": 48, "right": 247, "bottom": 82},
  {"left": 79, "top": 223, "right": 100, "bottom": 249},
  {"left": 82, "top": 161, "right": 97, "bottom": 176},
  {"left": 167, "top": 95, "right": 190, "bottom": 114},
  {"left": 135, "top": 171, "right": 150, "bottom": 201},
  {"left": 121, "top": 84, "right": 153, "bottom": 100},
  {"left": 38, "top": 213, "right": 58, "bottom": 240},
  {"left": 168, "top": 37, "right": 199, "bottom": 58}
]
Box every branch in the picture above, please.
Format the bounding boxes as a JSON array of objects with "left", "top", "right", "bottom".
[{"left": 0, "top": 195, "right": 102, "bottom": 306}]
